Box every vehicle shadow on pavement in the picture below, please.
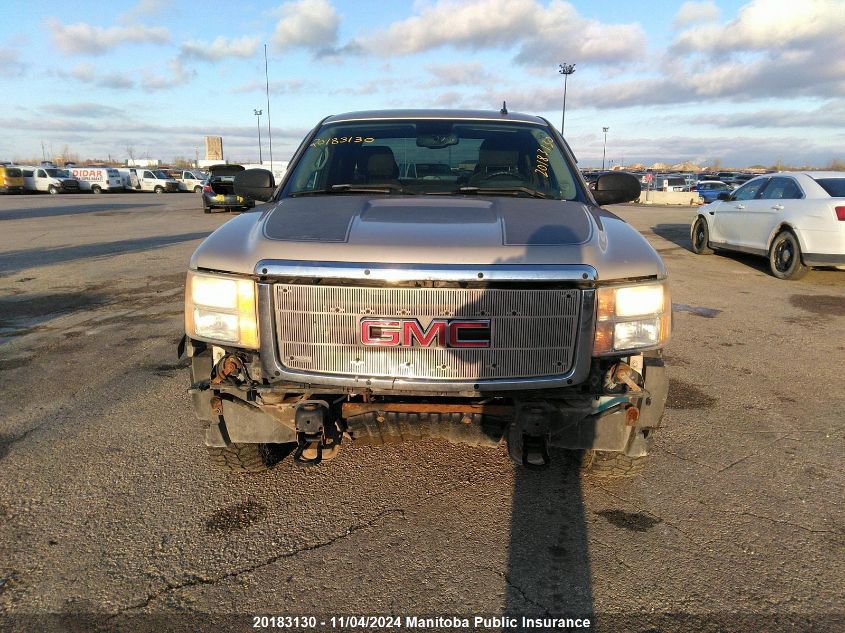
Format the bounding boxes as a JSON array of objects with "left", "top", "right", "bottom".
[
  {"left": 0, "top": 203, "right": 163, "bottom": 222},
  {"left": 506, "top": 451, "right": 594, "bottom": 620},
  {"left": 651, "top": 222, "right": 778, "bottom": 275},
  {"left": 650, "top": 223, "right": 693, "bottom": 251},
  {"left": 0, "top": 232, "right": 211, "bottom": 274},
  {"left": 450, "top": 223, "right": 597, "bottom": 624}
]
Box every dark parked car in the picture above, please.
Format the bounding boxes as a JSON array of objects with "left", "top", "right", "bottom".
[{"left": 202, "top": 164, "right": 254, "bottom": 212}]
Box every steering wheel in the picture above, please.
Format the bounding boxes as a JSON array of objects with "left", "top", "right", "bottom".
[{"left": 476, "top": 171, "right": 519, "bottom": 182}]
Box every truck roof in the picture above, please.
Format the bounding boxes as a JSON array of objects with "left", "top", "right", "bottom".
[{"left": 323, "top": 109, "right": 548, "bottom": 125}]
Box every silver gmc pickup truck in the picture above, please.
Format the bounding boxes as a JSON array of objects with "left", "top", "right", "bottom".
[{"left": 180, "top": 109, "right": 670, "bottom": 476}]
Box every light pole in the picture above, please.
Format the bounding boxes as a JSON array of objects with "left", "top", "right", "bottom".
[
  {"left": 254, "top": 109, "right": 263, "bottom": 164},
  {"left": 558, "top": 62, "right": 576, "bottom": 135},
  {"left": 602, "top": 126, "right": 609, "bottom": 171}
]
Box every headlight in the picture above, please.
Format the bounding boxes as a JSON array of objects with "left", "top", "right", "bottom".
[
  {"left": 594, "top": 281, "right": 670, "bottom": 354},
  {"left": 185, "top": 271, "right": 259, "bottom": 349}
]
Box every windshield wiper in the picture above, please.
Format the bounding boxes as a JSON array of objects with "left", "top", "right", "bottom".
[
  {"left": 290, "top": 184, "right": 405, "bottom": 197},
  {"left": 455, "top": 186, "right": 553, "bottom": 199}
]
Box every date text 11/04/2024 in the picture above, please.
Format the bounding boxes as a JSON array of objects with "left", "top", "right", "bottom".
[{"left": 252, "top": 615, "right": 593, "bottom": 629}]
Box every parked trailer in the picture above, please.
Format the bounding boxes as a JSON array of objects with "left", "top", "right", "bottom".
[{"left": 70, "top": 167, "right": 124, "bottom": 193}]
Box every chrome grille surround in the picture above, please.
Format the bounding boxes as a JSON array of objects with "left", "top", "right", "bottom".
[{"left": 274, "top": 284, "right": 581, "bottom": 380}]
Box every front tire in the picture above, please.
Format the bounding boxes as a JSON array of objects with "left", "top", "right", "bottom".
[
  {"left": 92, "top": 185, "right": 102, "bottom": 194},
  {"left": 769, "top": 230, "right": 808, "bottom": 280},
  {"left": 206, "top": 443, "right": 282, "bottom": 473},
  {"left": 580, "top": 450, "right": 649, "bottom": 478},
  {"left": 48, "top": 185, "right": 58, "bottom": 195},
  {"left": 194, "top": 185, "right": 202, "bottom": 193},
  {"left": 154, "top": 185, "right": 164, "bottom": 194},
  {"left": 691, "top": 217, "right": 713, "bottom": 254}
]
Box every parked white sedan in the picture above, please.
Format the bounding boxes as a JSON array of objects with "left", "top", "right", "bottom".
[{"left": 690, "top": 172, "right": 845, "bottom": 279}]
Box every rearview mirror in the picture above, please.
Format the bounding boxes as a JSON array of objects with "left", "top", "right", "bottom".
[
  {"left": 234, "top": 169, "right": 275, "bottom": 202},
  {"left": 591, "top": 172, "right": 641, "bottom": 205}
]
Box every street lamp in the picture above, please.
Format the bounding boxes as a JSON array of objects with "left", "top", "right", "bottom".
[
  {"left": 602, "top": 126, "right": 609, "bottom": 171},
  {"left": 558, "top": 62, "right": 576, "bottom": 135},
  {"left": 253, "top": 109, "right": 263, "bottom": 164}
]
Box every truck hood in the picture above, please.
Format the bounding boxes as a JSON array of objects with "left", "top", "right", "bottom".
[{"left": 191, "top": 195, "right": 666, "bottom": 281}]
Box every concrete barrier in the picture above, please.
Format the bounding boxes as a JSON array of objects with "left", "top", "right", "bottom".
[{"left": 636, "top": 190, "right": 701, "bottom": 206}]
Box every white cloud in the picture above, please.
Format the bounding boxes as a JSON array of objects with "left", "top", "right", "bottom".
[
  {"left": 69, "top": 62, "right": 135, "bottom": 89},
  {"left": 180, "top": 36, "right": 260, "bottom": 62},
  {"left": 41, "top": 103, "right": 125, "bottom": 118},
  {"left": 673, "top": 1, "right": 720, "bottom": 27},
  {"left": 0, "top": 44, "right": 27, "bottom": 77},
  {"left": 141, "top": 57, "right": 195, "bottom": 91},
  {"left": 117, "top": 0, "right": 168, "bottom": 24},
  {"left": 692, "top": 103, "right": 845, "bottom": 129},
  {"left": 47, "top": 18, "right": 170, "bottom": 55},
  {"left": 513, "top": 1, "right": 646, "bottom": 67},
  {"left": 272, "top": 0, "right": 340, "bottom": 53},
  {"left": 355, "top": 0, "right": 645, "bottom": 67},
  {"left": 672, "top": 0, "right": 845, "bottom": 54},
  {"left": 231, "top": 79, "right": 312, "bottom": 94},
  {"left": 423, "top": 62, "right": 495, "bottom": 87}
]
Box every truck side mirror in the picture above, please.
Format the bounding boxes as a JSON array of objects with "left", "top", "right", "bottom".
[
  {"left": 592, "top": 172, "right": 641, "bottom": 205},
  {"left": 234, "top": 169, "right": 275, "bottom": 202},
  {"left": 716, "top": 192, "right": 731, "bottom": 201}
]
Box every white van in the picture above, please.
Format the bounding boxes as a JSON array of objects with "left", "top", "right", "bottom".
[
  {"left": 69, "top": 167, "right": 124, "bottom": 193},
  {"left": 125, "top": 168, "right": 179, "bottom": 193},
  {"left": 19, "top": 165, "right": 81, "bottom": 194},
  {"left": 169, "top": 169, "right": 208, "bottom": 193}
]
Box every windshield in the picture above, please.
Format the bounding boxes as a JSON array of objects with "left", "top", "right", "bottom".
[
  {"left": 45, "top": 169, "right": 70, "bottom": 178},
  {"left": 284, "top": 120, "right": 580, "bottom": 200}
]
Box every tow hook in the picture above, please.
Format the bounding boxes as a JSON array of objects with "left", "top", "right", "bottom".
[
  {"left": 293, "top": 401, "right": 340, "bottom": 466},
  {"left": 507, "top": 403, "right": 552, "bottom": 469}
]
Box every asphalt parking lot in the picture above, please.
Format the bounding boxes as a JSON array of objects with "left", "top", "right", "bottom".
[{"left": 0, "top": 193, "right": 843, "bottom": 632}]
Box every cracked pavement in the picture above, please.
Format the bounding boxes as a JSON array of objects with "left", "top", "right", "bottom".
[{"left": 0, "top": 195, "right": 843, "bottom": 631}]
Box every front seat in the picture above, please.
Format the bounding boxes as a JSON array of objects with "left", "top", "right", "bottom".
[
  {"left": 359, "top": 146, "right": 400, "bottom": 185},
  {"left": 469, "top": 138, "right": 523, "bottom": 185}
]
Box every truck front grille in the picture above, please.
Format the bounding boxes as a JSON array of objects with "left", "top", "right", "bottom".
[{"left": 274, "top": 284, "right": 581, "bottom": 380}]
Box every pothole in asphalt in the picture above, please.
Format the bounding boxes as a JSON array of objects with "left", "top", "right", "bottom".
[
  {"left": 204, "top": 500, "right": 267, "bottom": 533},
  {"left": 595, "top": 510, "right": 662, "bottom": 532}
]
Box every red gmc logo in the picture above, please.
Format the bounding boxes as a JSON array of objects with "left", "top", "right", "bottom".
[{"left": 360, "top": 318, "right": 491, "bottom": 348}]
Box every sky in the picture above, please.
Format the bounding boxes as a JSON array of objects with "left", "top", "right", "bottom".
[{"left": 1, "top": 0, "right": 843, "bottom": 168}]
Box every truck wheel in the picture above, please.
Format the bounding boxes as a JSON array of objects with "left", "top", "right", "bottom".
[
  {"left": 92, "top": 185, "right": 102, "bottom": 194},
  {"left": 580, "top": 450, "right": 649, "bottom": 478},
  {"left": 194, "top": 185, "right": 202, "bottom": 193},
  {"left": 48, "top": 185, "right": 58, "bottom": 195},
  {"left": 206, "top": 443, "right": 283, "bottom": 473},
  {"left": 691, "top": 217, "right": 713, "bottom": 254},
  {"left": 769, "top": 230, "right": 808, "bottom": 280},
  {"left": 154, "top": 185, "right": 164, "bottom": 194}
]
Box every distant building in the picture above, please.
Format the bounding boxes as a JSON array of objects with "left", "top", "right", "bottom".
[
  {"left": 205, "top": 136, "right": 224, "bottom": 161},
  {"left": 126, "top": 158, "right": 161, "bottom": 167}
]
